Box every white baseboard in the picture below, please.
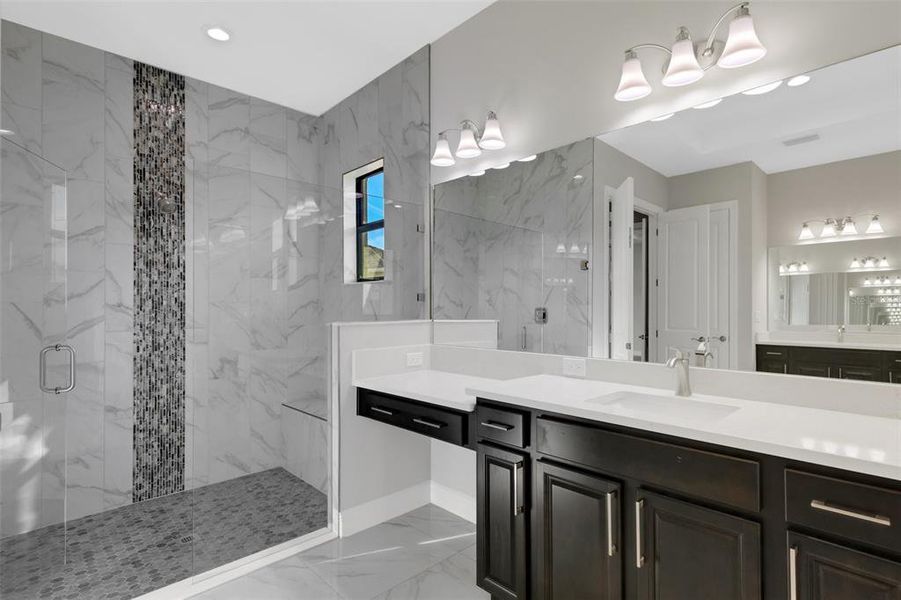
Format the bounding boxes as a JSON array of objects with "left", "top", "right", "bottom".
[
  {"left": 338, "top": 481, "right": 431, "bottom": 537},
  {"left": 430, "top": 481, "right": 476, "bottom": 523},
  {"left": 137, "top": 527, "right": 337, "bottom": 599}
]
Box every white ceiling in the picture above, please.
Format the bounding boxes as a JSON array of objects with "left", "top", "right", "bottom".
[
  {"left": 598, "top": 45, "right": 901, "bottom": 176},
  {"left": 0, "top": 1, "right": 493, "bottom": 116}
]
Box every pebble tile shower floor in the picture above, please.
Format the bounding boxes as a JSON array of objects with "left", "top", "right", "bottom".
[{"left": 0, "top": 468, "right": 327, "bottom": 599}]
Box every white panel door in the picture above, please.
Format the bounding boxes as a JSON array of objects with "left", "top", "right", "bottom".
[
  {"left": 707, "top": 206, "right": 732, "bottom": 368},
  {"left": 609, "top": 178, "right": 634, "bottom": 360},
  {"left": 657, "top": 205, "right": 709, "bottom": 362}
]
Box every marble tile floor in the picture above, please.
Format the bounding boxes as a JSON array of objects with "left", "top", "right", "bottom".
[
  {"left": 192, "top": 504, "right": 488, "bottom": 600},
  {"left": 0, "top": 467, "right": 326, "bottom": 600}
]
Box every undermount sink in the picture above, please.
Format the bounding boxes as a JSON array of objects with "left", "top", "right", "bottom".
[{"left": 588, "top": 391, "right": 740, "bottom": 421}]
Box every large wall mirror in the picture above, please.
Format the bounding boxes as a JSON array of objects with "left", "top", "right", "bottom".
[{"left": 431, "top": 45, "right": 901, "bottom": 375}]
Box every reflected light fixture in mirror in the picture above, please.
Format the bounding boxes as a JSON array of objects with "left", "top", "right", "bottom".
[
  {"left": 841, "top": 217, "right": 858, "bottom": 236},
  {"left": 650, "top": 112, "right": 675, "bottom": 122},
  {"left": 867, "top": 215, "right": 885, "bottom": 234},
  {"left": 787, "top": 74, "right": 811, "bottom": 87},
  {"left": 820, "top": 218, "right": 837, "bottom": 237},
  {"left": 798, "top": 223, "right": 815, "bottom": 240},
  {"left": 693, "top": 98, "right": 722, "bottom": 109},
  {"left": 742, "top": 80, "right": 782, "bottom": 95}
]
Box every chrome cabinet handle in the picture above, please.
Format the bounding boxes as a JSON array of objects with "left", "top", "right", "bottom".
[
  {"left": 480, "top": 421, "right": 513, "bottom": 432},
  {"left": 370, "top": 406, "right": 394, "bottom": 416},
  {"left": 783, "top": 364, "right": 788, "bottom": 374},
  {"left": 635, "top": 499, "right": 644, "bottom": 568},
  {"left": 789, "top": 546, "right": 798, "bottom": 600},
  {"left": 412, "top": 417, "right": 444, "bottom": 429},
  {"left": 827, "top": 366, "right": 832, "bottom": 377},
  {"left": 39, "top": 344, "right": 76, "bottom": 394},
  {"left": 838, "top": 367, "right": 843, "bottom": 378},
  {"left": 765, "top": 351, "right": 783, "bottom": 356},
  {"left": 512, "top": 461, "right": 524, "bottom": 516},
  {"left": 605, "top": 491, "right": 616, "bottom": 556},
  {"left": 810, "top": 499, "right": 891, "bottom": 526}
]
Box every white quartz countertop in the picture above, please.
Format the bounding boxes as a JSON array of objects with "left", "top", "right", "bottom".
[
  {"left": 757, "top": 338, "right": 901, "bottom": 351},
  {"left": 467, "top": 374, "right": 901, "bottom": 482},
  {"left": 353, "top": 369, "right": 499, "bottom": 412}
]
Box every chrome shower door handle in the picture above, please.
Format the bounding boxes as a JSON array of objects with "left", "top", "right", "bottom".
[{"left": 39, "top": 344, "right": 76, "bottom": 394}]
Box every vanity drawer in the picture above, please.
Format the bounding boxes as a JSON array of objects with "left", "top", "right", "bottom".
[
  {"left": 536, "top": 417, "right": 760, "bottom": 512},
  {"left": 785, "top": 469, "right": 900, "bottom": 555},
  {"left": 357, "top": 388, "right": 469, "bottom": 446},
  {"left": 476, "top": 405, "right": 527, "bottom": 448},
  {"left": 757, "top": 345, "right": 788, "bottom": 360}
]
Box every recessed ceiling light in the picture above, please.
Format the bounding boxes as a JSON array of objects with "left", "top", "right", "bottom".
[
  {"left": 206, "top": 27, "right": 231, "bottom": 42},
  {"left": 650, "top": 113, "right": 674, "bottom": 122},
  {"left": 741, "top": 80, "right": 782, "bottom": 95},
  {"left": 517, "top": 154, "right": 537, "bottom": 162},
  {"left": 693, "top": 98, "right": 722, "bottom": 109},
  {"left": 491, "top": 163, "right": 510, "bottom": 170},
  {"left": 470, "top": 170, "right": 485, "bottom": 177},
  {"left": 573, "top": 174, "right": 584, "bottom": 181},
  {"left": 787, "top": 75, "right": 811, "bottom": 87}
]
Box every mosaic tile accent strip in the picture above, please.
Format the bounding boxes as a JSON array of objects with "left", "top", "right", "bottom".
[
  {"left": 0, "top": 468, "right": 327, "bottom": 600},
  {"left": 133, "top": 62, "right": 187, "bottom": 502}
]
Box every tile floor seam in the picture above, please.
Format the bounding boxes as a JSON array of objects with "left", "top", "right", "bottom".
[{"left": 365, "top": 544, "right": 477, "bottom": 600}]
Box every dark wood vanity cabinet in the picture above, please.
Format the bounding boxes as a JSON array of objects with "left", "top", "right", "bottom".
[
  {"left": 534, "top": 462, "right": 621, "bottom": 600},
  {"left": 477, "top": 443, "right": 529, "bottom": 600},
  {"left": 756, "top": 344, "right": 897, "bottom": 382}
]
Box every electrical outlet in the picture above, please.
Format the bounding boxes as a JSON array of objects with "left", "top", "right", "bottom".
[
  {"left": 562, "top": 357, "right": 586, "bottom": 377},
  {"left": 406, "top": 352, "right": 424, "bottom": 367}
]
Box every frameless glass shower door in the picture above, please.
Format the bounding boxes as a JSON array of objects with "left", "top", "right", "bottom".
[{"left": 0, "top": 137, "right": 71, "bottom": 595}]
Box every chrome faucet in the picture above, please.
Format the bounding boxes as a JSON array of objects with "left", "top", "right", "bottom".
[
  {"left": 837, "top": 324, "right": 846, "bottom": 342},
  {"left": 665, "top": 349, "right": 692, "bottom": 397}
]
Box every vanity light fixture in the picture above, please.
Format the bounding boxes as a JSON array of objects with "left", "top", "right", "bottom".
[
  {"left": 614, "top": 2, "right": 766, "bottom": 101},
  {"left": 799, "top": 262, "right": 810, "bottom": 273},
  {"left": 787, "top": 74, "right": 811, "bottom": 87},
  {"left": 879, "top": 257, "right": 890, "bottom": 268},
  {"left": 840, "top": 217, "right": 858, "bottom": 236},
  {"left": 206, "top": 26, "right": 231, "bottom": 42},
  {"left": 820, "top": 218, "right": 837, "bottom": 238},
  {"left": 650, "top": 113, "right": 675, "bottom": 122},
  {"left": 693, "top": 98, "right": 723, "bottom": 109},
  {"left": 798, "top": 223, "right": 815, "bottom": 240},
  {"left": 866, "top": 215, "right": 884, "bottom": 234},
  {"left": 850, "top": 257, "right": 861, "bottom": 269},
  {"left": 431, "top": 112, "right": 506, "bottom": 166}
]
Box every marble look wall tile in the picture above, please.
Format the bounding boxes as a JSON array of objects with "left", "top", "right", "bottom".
[
  {"left": 0, "top": 399, "right": 48, "bottom": 536},
  {"left": 105, "top": 154, "right": 134, "bottom": 245},
  {"left": 286, "top": 110, "right": 319, "bottom": 184},
  {"left": 67, "top": 270, "right": 106, "bottom": 364},
  {"left": 249, "top": 352, "right": 287, "bottom": 471},
  {"left": 104, "top": 58, "right": 133, "bottom": 160},
  {"left": 250, "top": 98, "right": 287, "bottom": 178},
  {"left": 104, "top": 331, "right": 134, "bottom": 509},
  {"left": 208, "top": 84, "right": 250, "bottom": 170},
  {"left": 185, "top": 77, "right": 210, "bottom": 164},
  {"left": 186, "top": 340, "right": 210, "bottom": 489},
  {"left": 105, "top": 242, "right": 133, "bottom": 332},
  {"left": 283, "top": 406, "right": 328, "bottom": 495},
  {"left": 67, "top": 179, "right": 106, "bottom": 273},
  {"left": 41, "top": 32, "right": 105, "bottom": 181},
  {"left": 66, "top": 360, "right": 106, "bottom": 520},
  {"left": 1, "top": 21, "right": 43, "bottom": 153}
]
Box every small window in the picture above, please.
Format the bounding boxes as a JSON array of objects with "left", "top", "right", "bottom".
[{"left": 355, "top": 168, "right": 385, "bottom": 281}]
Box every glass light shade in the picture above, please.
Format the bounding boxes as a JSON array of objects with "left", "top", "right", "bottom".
[
  {"left": 778, "top": 264, "right": 786, "bottom": 274},
  {"left": 864, "top": 258, "right": 876, "bottom": 269},
  {"left": 430, "top": 135, "right": 455, "bottom": 167},
  {"left": 479, "top": 112, "right": 506, "bottom": 150},
  {"left": 850, "top": 258, "right": 861, "bottom": 269},
  {"left": 880, "top": 257, "right": 890, "bottom": 268},
  {"left": 820, "top": 219, "right": 837, "bottom": 237},
  {"left": 867, "top": 215, "right": 884, "bottom": 234},
  {"left": 717, "top": 10, "right": 766, "bottom": 69},
  {"left": 662, "top": 34, "right": 704, "bottom": 87},
  {"left": 787, "top": 75, "right": 810, "bottom": 87},
  {"left": 799, "top": 262, "right": 809, "bottom": 272},
  {"left": 798, "top": 223, "right": 814, "bottom": 240},
  {"left": 455, "top": 126, "right": 482, "bottom": 159},
  {"left": 841, "top": 218, "right": 858, "bottom": 235},
  {"left": 788, "top": 263, "right": 798, "bottom": 273},
  {"left": 614, "top": 54, "right": 652, "bottom": 101}
]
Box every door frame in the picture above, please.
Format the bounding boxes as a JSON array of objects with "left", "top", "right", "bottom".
[
  {"left": 708, "top": 200, "right": 739, "bottom": 370},
  {"left": 633, "top": 198, "right": 660, "bottom": 363}
]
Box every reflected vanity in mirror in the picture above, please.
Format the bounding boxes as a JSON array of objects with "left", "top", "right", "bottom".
[{"left": 431, "top": 44, "right": 901, "bottom": 378}]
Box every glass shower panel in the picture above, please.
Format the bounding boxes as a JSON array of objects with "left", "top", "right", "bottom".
[{"left": 0, "top": 138, "right": 70, "bottom": 595}]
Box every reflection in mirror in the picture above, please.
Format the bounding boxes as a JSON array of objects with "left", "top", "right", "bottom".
[{"left": 431, "top": 45, "right": 901, "bottom": 376}]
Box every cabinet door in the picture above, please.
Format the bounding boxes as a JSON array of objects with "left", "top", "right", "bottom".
[
  {"left": 757, "top": 358, "right": 788, "bottom": 374},
  {"left": 535, "top": 461, "right": 622, "bottom": 600},
  {"left": 477, "top": 443, "right": 528, "bottom": 600},
  {"left": 792, "top": 361, "right": 832, "bottom": 378},
  {"left": 788, "top": 533, "right": 901, "bottom": 600},
  {"left": 636, "top": 490, "right": 761, "bottom": 600},
  {"left": 835, "top": 364, "right": 883, "bottom": 381}
]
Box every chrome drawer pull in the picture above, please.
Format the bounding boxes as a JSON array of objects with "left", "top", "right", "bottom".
[
  {"left": 412, "top": 417, "right": 445, "bottom": 429},
  {"left": 605, "top": 491, "right": 616, "bottom": 556},
  {"left": 635, "top": 499, "right": 645, "bottom": 568},
  {"left": 766, "top": 351, "right": 782, "bottom": 356},
  {"left": 810, "top": 500, "right": 892, "bottom": 526},
  {"left": 370, "top": 406, "right": 394, "bottom": 416},
  {"left": 788, "top": 546, "right": 798, "bottom": 600},
  {"left": 480, "top": 420, "right": 514, "bottom": 432}
]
